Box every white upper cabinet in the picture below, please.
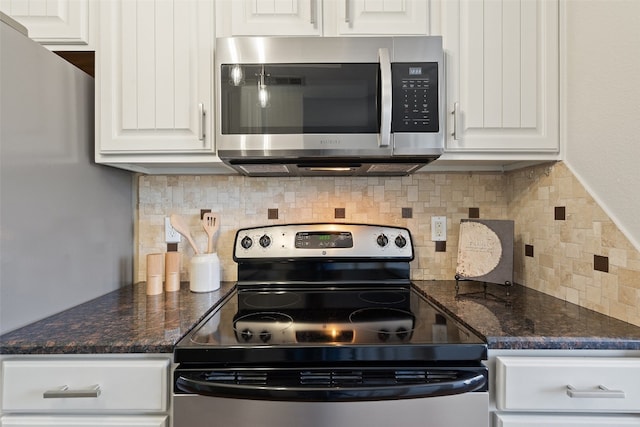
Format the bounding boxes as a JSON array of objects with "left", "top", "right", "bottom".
[
  {"left": 337, "top": 0, "right": 429, "bottom": 35},
  {"left": 216, "top": 0, "right": 429, "bottom": 37},
  {"left": 436, "top": 0, "right": 559, "bottom": 154},
  {"left": 227, "top": 0, "right": 322, "bottom": 36},
  {"left": 97, "top": 0, "right": 214, "bottom": 154},
  {"left": 0, "top": 0, "right": 94, "bottom": 48}
]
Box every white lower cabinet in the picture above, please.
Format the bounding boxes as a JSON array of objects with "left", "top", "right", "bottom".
[
  {"left": 0, "top": 357, "right": 170, "bottom": 427},
  {"left": 492, "top": 355, "right": 640, "bottom": 427},
  {"left": 0, "top": 415, "right": 167, "bottom": 427},
  {"left": 495, "top": 413, "right": 640, "bottom": 427}
]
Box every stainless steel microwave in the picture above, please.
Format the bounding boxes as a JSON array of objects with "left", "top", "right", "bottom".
[{"left": 215, "top": 36, "right": 444, "bottom": 176}]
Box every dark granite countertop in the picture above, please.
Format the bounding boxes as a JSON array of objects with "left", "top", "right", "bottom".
[
  {"left": 0, "top": 282, "right": 235, "bottom": 355},
  {"left": 2, "top": 280, "right": 640, "bottom": 354},
  {"left": 414, "top": 280, "right": 640, "bottom": 350}
]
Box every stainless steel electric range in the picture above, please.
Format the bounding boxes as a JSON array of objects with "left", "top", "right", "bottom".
[{"left": 174, "top": 223, "right": 489, "bottom": 427}]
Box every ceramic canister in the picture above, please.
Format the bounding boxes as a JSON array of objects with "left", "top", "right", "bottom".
[{"left": 189, "top": 253, "right": 221, "bottom": 292}]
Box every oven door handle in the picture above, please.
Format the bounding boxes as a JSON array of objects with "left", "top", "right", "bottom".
[{"left": 176, "top": 370, "right": 486, "bottom": 402}]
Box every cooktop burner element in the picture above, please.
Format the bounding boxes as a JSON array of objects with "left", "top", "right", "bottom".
[
  {"left": 233, "top": 312, "right": 294, "bottom": 344},
  {"left": 358, "top": 290, "right": 408, "bottom": 305},
  {"left": 241, "top": 291, "right": 302, "bottom": 309}
]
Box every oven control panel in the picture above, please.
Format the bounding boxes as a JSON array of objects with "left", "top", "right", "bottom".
[{"left": 234, "top": 223, "right": 413, "bottom": 260}]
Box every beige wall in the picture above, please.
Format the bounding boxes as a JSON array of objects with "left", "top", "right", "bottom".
[
  {"left": 563, "top": 0, "right": 640, "bottom": 251},
  {"left": 136, "top": 161, "right": 640, "bottom": 327}
]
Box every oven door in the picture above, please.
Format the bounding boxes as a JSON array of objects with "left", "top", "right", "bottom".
[
  {"left": 174, "top": 392, "right": 488, "bottom": 427},
  {"left": 174, "top": 365, "right": 488, "bottom": 427}
]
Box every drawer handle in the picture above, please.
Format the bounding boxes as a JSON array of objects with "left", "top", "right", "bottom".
[
  {"left": 43, "top": 385, "right": 101, "bottom": 399},
  {"left": 566, "top": 384, "right": 625, "bottom": 399}
]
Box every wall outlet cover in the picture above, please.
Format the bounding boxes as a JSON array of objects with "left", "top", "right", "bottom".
[
  {"left": 165, "top": 217, "right": 181, "bottom": 243},
  {"left": 431, "top": 216, "right": 447, "bottom": 241}
]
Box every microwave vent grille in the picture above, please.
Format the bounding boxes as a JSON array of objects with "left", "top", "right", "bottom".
[
  {"left": 238, "top": 164, "right": 290, "bottom": 175},
  {"left": 366, "top": 164, "right": 422, "bottom": 174}
]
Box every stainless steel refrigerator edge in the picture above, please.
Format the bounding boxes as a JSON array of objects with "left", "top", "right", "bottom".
[{"left": 0, "top": 13, "right": 134, "bottom": 334}]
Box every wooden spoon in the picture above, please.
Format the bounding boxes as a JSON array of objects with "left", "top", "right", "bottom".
[
  {"left": 170, "top": 214, "right": 200, "bottom": 254},
  {"left": 202, "top": 212, "right": 220, "bottom": 254}
]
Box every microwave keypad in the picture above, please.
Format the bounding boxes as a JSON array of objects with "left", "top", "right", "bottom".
[
  {"left": 401, "top": 79, "right": 431, "bottom": 127},
  {"left": 392, "top": 63, "right": 439, "bottom": 133}
]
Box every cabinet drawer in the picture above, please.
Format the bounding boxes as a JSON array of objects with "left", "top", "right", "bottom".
[
  {"left": 1, "top": 359, "right": 168, "bottom": 413},
  {"left": 495, "top": 357, "right": 640, "bottom": 412},
  {"left": 494, "top": 413, "right": 640, "bottom": 427},
  {"left": 0, "top": 415, "right": 168, "bottom": 427}
]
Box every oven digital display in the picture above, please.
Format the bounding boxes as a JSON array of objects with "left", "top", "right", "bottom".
[{"left": 295, "top": 231, "right": 353, "bottom": 249}]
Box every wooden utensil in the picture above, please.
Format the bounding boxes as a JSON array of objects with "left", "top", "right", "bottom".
[
  {"left": 170, "top": 214, "right": 200, "bottom": 254},
  {"left": 202, "top": 212, "right": 220, "bottom": 254}
]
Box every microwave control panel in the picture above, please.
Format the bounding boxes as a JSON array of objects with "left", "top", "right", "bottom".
[{"left": 391, "top": 62, "right": 439, "bottom": 133}]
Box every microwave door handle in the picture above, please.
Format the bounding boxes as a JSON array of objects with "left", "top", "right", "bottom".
[{"left": 378, "top": 48, "right": 392, "bottom": 148}]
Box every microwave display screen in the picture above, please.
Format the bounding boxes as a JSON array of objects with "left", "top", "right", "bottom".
[{"left": 221, "top": 63, "right": 379, "bottom": 135}]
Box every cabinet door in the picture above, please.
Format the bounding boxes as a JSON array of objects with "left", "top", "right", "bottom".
[
  {"left": 226, "top": 0, "right": 321, "bottom": 36},
  {"left": 0, "top": 415, "right": 168, "bottom": 427},
  {"left": 441, "top": 0, "right": 559, "bottom": 152},
  {"left": 495, "top": 357, "right": 640, "bottom": 413},
  {"left": 0, "top": 0, "right": 90, "bottom": 46},
  {"left": 97, "top": 0, "right": 213, "bottom": 154},
  {"left": 2, "top": 359, "right": 168, "bottom": 412},
  {"left": 337, "top": 0, "right": 429, "bottom": 35}
]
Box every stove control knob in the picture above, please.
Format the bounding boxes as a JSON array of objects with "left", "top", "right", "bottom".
[
  {"left": 259, "top": 330, "right": 272, "bottom": 343},
  {"left": 377, "top": 329, "right": 391, "bottom": 342},
  {"left": 395, "top": 235, "right": 407, "bottom": 248},
  {"left": 240, "top": 236, "right": 253, "bottom": 249},
  {"left": 240, "top": 329, "right": 253, "bottom": 342},
  {"left": 259, "top": 234, "right": 271, "bottom": 248},
  {"left": 376, "top": 234, "right": 389, "bottom": 247}
]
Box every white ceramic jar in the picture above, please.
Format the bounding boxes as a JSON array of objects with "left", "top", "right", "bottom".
[{"left": 189, "top": 253, "right": 221, "bottom": 292}]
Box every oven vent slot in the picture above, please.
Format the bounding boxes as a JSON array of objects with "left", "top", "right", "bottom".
[
  {"left": 203, "top": 371, "right": 268, "bottom": 385},
  {"left": 297, "top": 370, "right": 456, "bottom": 387},
  {"left": 395, "top": 370, "right": 427, "bottom": 381},
  {"left": 201, "top": 369, "right": 461, "bottom": 388},
  {"left": 300, "top": 371, "right": 364, "bottom": 386}
]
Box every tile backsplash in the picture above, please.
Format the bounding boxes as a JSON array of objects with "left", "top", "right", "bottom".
[
  {"left": 508, "top": 162, "right": 640, "bottom": 326},
  {"left": 137, "top": 161, "right": 640, "bottom": 327}
]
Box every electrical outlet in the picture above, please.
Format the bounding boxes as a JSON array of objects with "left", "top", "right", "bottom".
[
  {"left": 431, "top": 216, "right": 447, "bottom": 241},
  {"left": 165, "top": 217, "right": 181, "bottom": 243}
]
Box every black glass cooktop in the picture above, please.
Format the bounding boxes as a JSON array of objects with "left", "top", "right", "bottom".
[{"left": 175, "top": 284, "right": 487, "bottom": 365}]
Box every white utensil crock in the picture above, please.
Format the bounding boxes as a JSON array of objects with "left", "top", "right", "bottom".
[{"left": 189, "top": 253, "right": 220, "bottom": 292}]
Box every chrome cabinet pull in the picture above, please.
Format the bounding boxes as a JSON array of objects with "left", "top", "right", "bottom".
[
  {"left": 310, "top": 0, "right": 317, "bottom": 26},
  {"left": 566, "top": 385, "right": 625, "bottom": 399},
  {"left": 378, "top": 47, "right": 392, "bottom": 148},
  {"left": 198, "top": 103, "right": 206, "bottom": 142},
  {"left": 451, "top": 102, "right": 459, "bottom": 141},
  {"left": 43, "top": 384, "right": 101, "bottom": 399},
  {"left": 345, "top": 0, "right": 351, "bottom": 24}
]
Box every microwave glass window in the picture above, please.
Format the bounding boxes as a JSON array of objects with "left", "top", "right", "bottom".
[{"left": 220, "top": 64, "right": 379, "bottom": 134}]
